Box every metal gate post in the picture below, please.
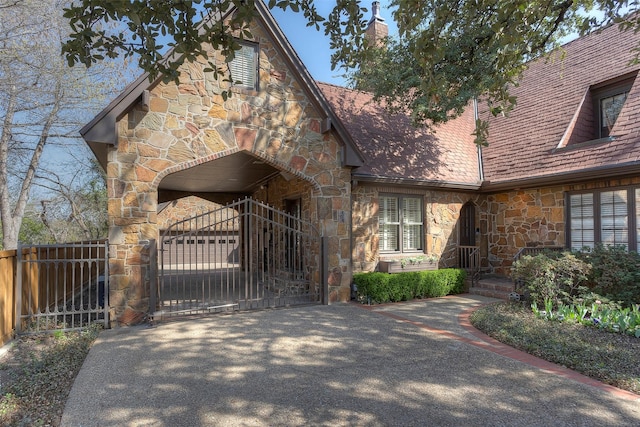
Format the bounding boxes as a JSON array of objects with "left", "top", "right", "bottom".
[
  {"left": 103, "top": 240, "right": 110, "bottom": 329},
  {"left": 149, "top": 238, "right": 157, "bottom": 321},
  {"left": 321, "top": 236, "right": 328, "bottom": 305},
  {"left": 15, "top": 244, "right": 23, "bottom": 334}
]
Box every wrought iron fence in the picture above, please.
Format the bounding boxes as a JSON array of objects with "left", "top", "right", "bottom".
[
  {"left": 16, "top": 241, "right": 109, "bottom": 333},
  {"left": 154, "top": 198, "right": 324, "bottom": 319}
]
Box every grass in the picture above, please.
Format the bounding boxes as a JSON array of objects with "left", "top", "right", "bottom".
[
  {"left": 0, "top": 325, "right": 100, "bottom": 426},
  {"left": 470, "top": 301, "right": 640, "bottom": 394}
]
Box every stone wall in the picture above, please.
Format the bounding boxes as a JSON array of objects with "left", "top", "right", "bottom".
[
  {"left": 485, "top": 188, "right": 564, "bottom": 275},
  {"left": 157, "top": 196, "right": 229, "bottom": 231},
  {"left": 107, "top": 18, "right": 352, "bottom": 324},
  {"left": 351, "top": 184, "right": 483, "bottom": 272},
  {"left": 485, "top": 176, "right": 640, "bottom": 275}
]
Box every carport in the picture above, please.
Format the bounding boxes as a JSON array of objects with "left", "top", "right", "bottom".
[{"left": 79, "top": 7, "right": 364, "bottom": 325}]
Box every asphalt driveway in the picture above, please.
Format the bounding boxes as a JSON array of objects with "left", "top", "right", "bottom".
[{"left": 62, "top": 295, "right": 640, "bottom": 426}]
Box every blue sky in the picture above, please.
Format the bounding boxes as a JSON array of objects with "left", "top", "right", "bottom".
[{"left": 270, "top": 0, "right": 397, "bottom": 86}]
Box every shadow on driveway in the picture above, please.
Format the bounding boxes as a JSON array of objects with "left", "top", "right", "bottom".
[{"left": 62, "top": 295, "right": 640, "bottom": 426}]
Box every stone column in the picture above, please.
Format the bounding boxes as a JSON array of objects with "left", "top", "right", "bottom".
[{"left": 107, "top": 140, "right": 159, "bottom": 326}]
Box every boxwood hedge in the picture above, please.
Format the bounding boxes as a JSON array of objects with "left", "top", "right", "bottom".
[{"left": 353, "top": 268, "right": 466, "bottom": 304}]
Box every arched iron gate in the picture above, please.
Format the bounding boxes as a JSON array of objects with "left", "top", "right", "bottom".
[{"left": 152, "top": 198, "right": 325, "bottom": 319}]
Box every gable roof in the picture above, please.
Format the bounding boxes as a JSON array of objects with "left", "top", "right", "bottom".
[
  {"left": 81, "top": 0, "right": 364, "bottom": 169},
  {"left": 481, "top": 23, "right": 640, "bottom": 191},
  {"left": 319, "top": 82, "right": 481, "bottom": 190}
]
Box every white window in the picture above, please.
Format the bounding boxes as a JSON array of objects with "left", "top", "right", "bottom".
[
  {"left": 570, "top": 193, "right": 594, "bottom": 250},
  {"left": 229, "top": 42, "right": 258, "bottom": 90},
  {"left": 379, "top": 195, "right": 423, "bottom": 253},
  {"left": 600, "top": 189, "right": 628, "bottom": 246}
]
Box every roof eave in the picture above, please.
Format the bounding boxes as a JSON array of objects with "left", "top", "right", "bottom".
[
  {"left": 352, "top": 173, "right": 482, "bottom": 191},
  {"left": 481, "top": 161, "right": 640, "bottom": 192}
]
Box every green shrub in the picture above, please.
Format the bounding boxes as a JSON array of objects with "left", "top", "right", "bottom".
[
  {"left": 511, "top": 252, "right": 591, "bottom": 308},
  {"left": 353, "top": 272, "right": 391, "bottom": 304},
  {"left": 388, "top": 272, "right": 419, "bottom": 301},
  {"left": 353, "top": 269, "right": 466, "bottom": 304},
  {"left": 415, "top": 272, "right": 436, "bottom": 297},
  {"left": 576, "top": 244, "right": 640, "bottom": 307}
]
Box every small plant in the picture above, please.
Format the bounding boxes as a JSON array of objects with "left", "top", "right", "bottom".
[
  {"left": 530, "top": 298, "right": 640, "bottom": 337},
  {"left": 396, "top": 254, "right": 438, "bottom": 268}
]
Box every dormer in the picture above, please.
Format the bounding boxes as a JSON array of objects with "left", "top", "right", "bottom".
[{"left": 558, "top": 71, "right": 638, "bottom": 149}]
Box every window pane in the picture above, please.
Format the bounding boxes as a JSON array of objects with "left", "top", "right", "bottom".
[
  {"left": 380, "top": 197, "right": 398, "bottom": 223},
  {"left": 570, "top": 193, "right": 594, "bottom": 250},
  {"left": 600, "top": 190, "right": 628, "bottom": 247},
  {"left": 379, "top": 197, "right": 399, "bottom": 251},
  {"left": 403, "top": 224, "right": 423, "bottom": 251},
  {"left": 403, "top": 197, "right": 422, "bottom": 224},
  {"left": 380, "top": 224, "right": 399, "bottom": 251},
  {"left": 601, "top": 92, "right": 627, "bottom": 133}
]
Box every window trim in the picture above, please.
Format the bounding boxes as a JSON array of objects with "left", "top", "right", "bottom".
[
  {"left": 566, "top": 186, "right": 638, "bottom": 252},
  {"left": 378, "top": 194, "right": 424, "bottom": 254},
  {"left": 228, "top": 41, "right": 259, "bottom": 91}
]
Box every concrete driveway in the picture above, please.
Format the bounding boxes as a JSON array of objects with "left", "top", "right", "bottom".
[{"left": 62, "top": 295, "right": 640, "bottom": 426}]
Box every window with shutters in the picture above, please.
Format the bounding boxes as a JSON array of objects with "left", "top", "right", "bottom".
[
  {"left": 567, "top": 188, "right": 637, "bottom": 251},
  {"left": 379, "top": 195, "right": 423, "bottom": 253},
  {"left": 228, "top": 42, "right": 258, "bottom": 90}
]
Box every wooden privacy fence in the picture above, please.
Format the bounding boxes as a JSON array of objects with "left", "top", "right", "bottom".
[
  {"left": 0, "top": 241, "right": 109, "bottom": 346},
  {"left": 0, "top": 249, "right": 17, "bottom": 346}
]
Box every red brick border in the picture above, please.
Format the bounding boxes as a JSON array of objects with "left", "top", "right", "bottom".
[{"left": 354, "top": 298, "right": 639, "bottom": 401}]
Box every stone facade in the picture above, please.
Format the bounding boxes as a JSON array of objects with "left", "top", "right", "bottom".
[
  {"left": 352, "top": 177, "right": 640, "bottom": 277},
  {"left": 351, "top": 184, "right": 484, "bottom": 272},
  {"left": 157, "top": 196, "right": 228, "bottom": 231},
  {"left": 485, "top": 188, "right": 565, "bottom": 275},
  {"left": 483, "top": 176, "right": 640, "bottom": 275},
  {"left": 107, "top": 19, "right": 353, "bottom": 324}
]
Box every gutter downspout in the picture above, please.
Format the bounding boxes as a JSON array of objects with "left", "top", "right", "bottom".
[{"left": 474, "top": 98, "right": 485, "bottom": 182}]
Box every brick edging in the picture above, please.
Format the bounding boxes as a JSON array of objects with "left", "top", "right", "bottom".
[
  {"left": 351, "top": 299, "right": 640, "bottom": 401},
  {"left": 457, "top": 304, "right": 640, "bottom": 401}
]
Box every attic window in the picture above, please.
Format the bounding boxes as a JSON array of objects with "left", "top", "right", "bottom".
[
  {"left": 592, "top": 76, "right": 634, "bottom": 139},
  {"left": 229, "top": 42, "right": 258, "bottom": 90}
]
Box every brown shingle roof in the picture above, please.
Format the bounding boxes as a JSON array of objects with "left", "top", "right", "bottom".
[
  {"left": 318, "top": 82, "right": 480, "bottom": 188},
  {"left": 481, "top": 23, "right": 640, "bottom": 188}
]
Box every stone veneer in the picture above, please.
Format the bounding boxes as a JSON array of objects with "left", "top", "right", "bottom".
[
  {"left": 485, "top": 176, "right": 640, "bottom": 275},
  {"left": 107, "top": 19, "right": 352, "bottom": 325},
  {"left": 157, "top": 196, "right": 228, "bottom": 231},
  {"left": 352, "top": 177, "right": 640, "bottom": 277},
  {"left": 485, "top": 187, "right": 564, "bottom": 274},
  {"left": 351, "top": 184, "right": 484, "bottom": 272}
]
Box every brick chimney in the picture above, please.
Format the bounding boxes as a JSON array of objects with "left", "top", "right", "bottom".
[{"left": 365, "top": 1, "right": 388, "bottom": 46}]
